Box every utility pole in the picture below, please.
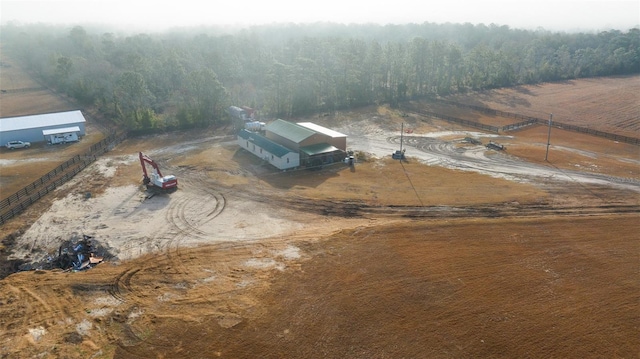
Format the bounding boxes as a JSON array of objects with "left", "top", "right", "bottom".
[
  {"left": 400, "top": 122, "right": 403, "bottom": 153},
  {"left": 545, "top": 113, "right": 553, "bottom": 161}
]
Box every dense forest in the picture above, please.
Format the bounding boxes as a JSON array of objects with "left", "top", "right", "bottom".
[{"left": 2, "top": 22, "right": 638, "bottom": 131}]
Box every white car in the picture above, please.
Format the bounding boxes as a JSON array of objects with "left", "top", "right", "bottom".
[{"left": 6, "top": 140, "right": 31, "bottom": 150}]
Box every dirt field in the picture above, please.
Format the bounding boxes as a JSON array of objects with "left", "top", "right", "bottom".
[
  {"left": 1, "top": 53, "right": 639, "bottom": 358},
  {"left": 448, "top": 76, "right": 640, "bottom": 137}
]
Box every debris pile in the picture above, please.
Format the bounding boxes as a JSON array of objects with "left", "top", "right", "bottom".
[
  {"left": 56, "top": 235, "right": 104, "bottom": 271},
  {"left": 20, "top": 235, "right": 109, "bottom": 272}
]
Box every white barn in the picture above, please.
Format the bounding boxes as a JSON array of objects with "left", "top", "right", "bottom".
[
  {"left": 237, "top": 119, "right": 348, "bottom": 170},
  {"left": 0, "top": 110, "right": 86, "bottom": 145},
  {"left": 297, "top": 122, "right": 347, "bottom": 151},
  {"left": 237, "top": 129, "right": 300, "bottom": 170}
]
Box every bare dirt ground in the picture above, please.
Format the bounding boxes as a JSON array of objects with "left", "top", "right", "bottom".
[
  {"left": 1, "top": 53, "right": 639, "bottom": 359},
  {"left": 448, "top": 75, "right": 640, "bottom": 137}
]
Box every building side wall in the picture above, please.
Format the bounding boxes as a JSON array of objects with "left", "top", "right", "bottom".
[
  {"left": 265, "top": 132, "right": 300, "bottom": 152},
  {"left": 237, "top": 136, "right": 299, "bottom": 170},
  {"left": 273, "top": 152, "right": 300, "bottom": 170},
  {"left": 0, "top": 129, "right": 41, "bottom": 144},
  {"left": 0, "top": 122, "right": 86, "bottom": 144},
  {"left": 326, "top": 137, "right": 347, "bottom": 151},
  {"left": 298, "top": 133, "right": 328, "bottom": 148}
]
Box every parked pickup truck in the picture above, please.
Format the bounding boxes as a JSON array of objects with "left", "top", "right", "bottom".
[{"left": 6, "top": 140, "right": 31, "bottom": 150}]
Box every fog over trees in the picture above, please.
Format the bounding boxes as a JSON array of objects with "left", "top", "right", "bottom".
[{"left": 2, "top": 22, "right": 638, "bottom": 131}]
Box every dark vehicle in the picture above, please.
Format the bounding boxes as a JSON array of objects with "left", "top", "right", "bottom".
[{"left": 392, "top": 149, "right": 406, "bottom": 159}]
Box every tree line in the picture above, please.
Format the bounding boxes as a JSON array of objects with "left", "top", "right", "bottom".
[{"left": 2, "top": 22, "right": 638, "bottom": 131}]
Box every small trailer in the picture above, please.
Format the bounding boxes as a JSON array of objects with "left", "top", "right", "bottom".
[{"left": 43, "top": 126, "right": 81, "bottom": 145}]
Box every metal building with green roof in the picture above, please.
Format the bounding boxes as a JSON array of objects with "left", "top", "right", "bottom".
[
  {"left": 265, "top": 119, "right": 323, "bottom": 151},
  {"left": 237, "top": 119, "right": 347, "bottom": 170}
]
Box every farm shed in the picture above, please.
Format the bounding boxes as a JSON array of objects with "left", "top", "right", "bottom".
[
  {"left": 265, "top": 119, "right": 348, "bottom": 167},
  {"left": 265, "top": 119, "right": 320, "bottom": 151},
  {"left": 297, "top": 122, "right": 347, "bottom": 151},
  {"left": 0, "top": 110, "right": 86, "bottom": 145},
  {"left": 266, "top": 119, "right": 347, "bottom": 151},
  {"left": 237, "top": 129, "right": 300, "bottom": 170},
  {"left": 238, "top": 119, "right": 348, "bottom": 170}
]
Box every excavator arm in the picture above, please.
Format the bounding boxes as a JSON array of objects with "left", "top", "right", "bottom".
[
  {"left": 139, "top": 152, "right": 164, "bottom": 177},
  {"left": 138, "top": 152, "right": 177, "bottom": 192}
]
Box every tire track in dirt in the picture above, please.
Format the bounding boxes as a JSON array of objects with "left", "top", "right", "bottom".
[
  {"left": 101, "top": 166, "right": 301, "bottom": 353},
  {"left": 165, "top": 189, "right": 226, "bottom": 238},
  {"left": 107, "top": 268, "right": 140, "bottom": 303},
  {"left": 154, "top": 173, "right": 255, "bottom": 315},
  {"left": 1, "top": 282, "right": 70, "bottom": 343},
  {"left": 107, "top": 189, "right": 226, "bottom": 304},
  {"left": 227, "top": 177, "right": 639, "bottom": 220},
  {"left": 160, "top": 171, "right": 227, "bottom": 275},
  {"left": 106, "top": 262, "right": 193, "bottom": 353},
  {"left": 105, "top": 170, "right": 237, "bottom": 352},
  {"left": 111, "top": 163, "right": 228, "bottom": 268},
  {"left": 387, "top": 135, "right": 640, "bottom": 192},
  {"left": 107, "top": 241, "right": 283, "bottom": 356}
]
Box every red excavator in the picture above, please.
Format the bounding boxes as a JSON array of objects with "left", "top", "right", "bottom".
[{"left": 138, "top": 152, "right": 178, "bottom": 193}]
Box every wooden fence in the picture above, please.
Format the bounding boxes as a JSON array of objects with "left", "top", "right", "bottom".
[
  {"left": 542, "top": 121, "right": 640, "bottom": 145},
  {"left": 0, "top": 132, "right": 127, "bottom": 226},
  {"left": 401, "top": 104, "right": 501, "bottom": 133},
  {"left": 0, "top": 87, "right": 47, "bottom": 94},
  {"left": 434, "top": 99, "right": 640, "bottom": 145}
]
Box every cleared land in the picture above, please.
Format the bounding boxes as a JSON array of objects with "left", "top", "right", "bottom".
[
  {"left": 0, "top": 54, "right": 638, "bottom": 359},
  {"left": 448, "top": 76, "right": 640, "bottom": 137}
]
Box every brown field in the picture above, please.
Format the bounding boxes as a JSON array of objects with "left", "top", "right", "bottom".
[
  {"left": 0, "top": 52, "right": 639, "bottom": 359},
  {"left": 0, "top": 54, "right": 76, "bottom": 118},
  {"left": 448, "top": 76, "right": 640, "bottom": 137}
]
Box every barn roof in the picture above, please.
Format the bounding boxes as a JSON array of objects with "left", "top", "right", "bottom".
[
  {"left": 297, "top": 122, "right": 347, "bottom": 138},
  {"left": 238, "top": 129, "right": 294, "bottom": 157},
  {"left": 0, "top": 110, "right": 86, "bottom": 132},
  {"left": 266, "top": 119, "right": 315, "bottom": 143},
  {"left": 42, "top": 126, "right": 81, "bottom": 136}
]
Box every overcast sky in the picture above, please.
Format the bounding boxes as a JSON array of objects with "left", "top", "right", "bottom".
[{"left": 1, "top": 0, "right": 638, "bottom": 32}]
